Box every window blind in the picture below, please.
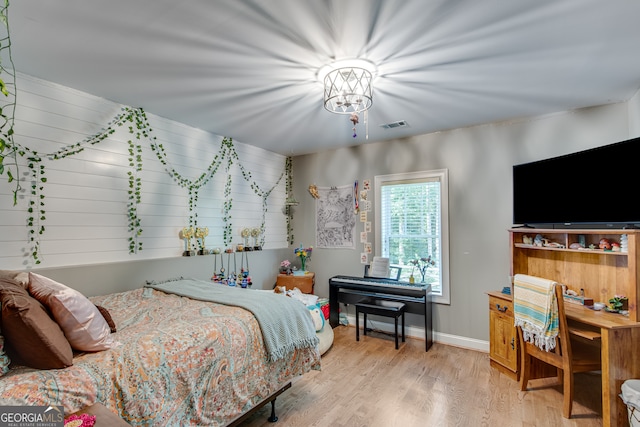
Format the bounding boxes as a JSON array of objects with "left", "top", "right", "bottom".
[{"left": 379, "top": 177, "right": 442, "bottom": 294}]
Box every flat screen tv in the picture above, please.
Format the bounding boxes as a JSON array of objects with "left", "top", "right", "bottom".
[{"left": 513, "top": 136, "right": 640, "bottom": 229}]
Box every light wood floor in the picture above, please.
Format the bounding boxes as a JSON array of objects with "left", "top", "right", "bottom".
[{"left": 241, "top": 325, "right": 602, "bottom": 427}]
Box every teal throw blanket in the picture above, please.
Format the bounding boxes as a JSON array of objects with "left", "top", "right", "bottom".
[{"left": 145, "top": 278, "right": 319, "bottom": 361}]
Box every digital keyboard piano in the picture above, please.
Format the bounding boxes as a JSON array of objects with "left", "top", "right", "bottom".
[{"left": 329, "top": 275, "right": 433, "bottom": 351}]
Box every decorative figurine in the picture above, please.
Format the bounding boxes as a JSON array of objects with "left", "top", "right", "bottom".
[
  {"left": 350, "top": 112, "right": 359, "bottom": 138},
  {"left": 534, "top": 234, "right": 544, "bottom": 247},
  {"left": 228, "top": 272, "right": 236, "bottom": 286},
  {"left": 251, "top": 227, "right": 262, "bottom": 250},
  {"left": 195, "top": 227, "right": 210, "bottom": 255},
  {"left": 578, "top": 235, "right": 586, "bottom": 247},
  {"left": 180, "top": 227, "right": 196, "bottom": 256},
  {"left": 599, "top": 238, "right": 612, "bottom": 251},
  {"left": 240, "top": 228, "right": 251, "bottom": 250},
  {"left": 544, "top": 241, "right": 565, "bottom": 248},
  {"left": 212, "top": 251, "right": 225, "bottom": 282},
  {"left": 308, "top": 184, "right": 320, "bottom": 199}
]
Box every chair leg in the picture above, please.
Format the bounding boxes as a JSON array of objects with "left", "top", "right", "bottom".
[
  {"left": 519, "top": 353, "right": 530, "bottom": 391},
  {"left": 356, "top": 308, "right": 360, "bottom": 342},
  {"left": 562, "top": 369, "right": 573, "bottom": 418},
  {"left": 363, "top": 313, "right": 367, "bottom": 335},
  {"left": 401, "top": 312, "right": 405, "bottom": 342},
  {"left": 394, "top": 316, "right": 399, "bottom": 349}
]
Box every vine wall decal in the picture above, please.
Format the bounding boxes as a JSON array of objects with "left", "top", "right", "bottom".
[
  {"left": 0, "top": 3, "right": 292, "bottom": 263},
  {"left": 3, "top": 104, "right": 290, "bottom": 263}
]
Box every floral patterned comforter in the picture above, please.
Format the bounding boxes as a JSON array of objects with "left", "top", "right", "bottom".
[{"left": 0, "top": 288, "right": 321, "bottom": 426}]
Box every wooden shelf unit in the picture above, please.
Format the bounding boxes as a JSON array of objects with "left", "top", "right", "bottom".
[
  {"left": 510, "top": 228, "right": 639, "bottom": 321},
  {"left": 487, "top": 228, "right": 640, "bottom": 426}
]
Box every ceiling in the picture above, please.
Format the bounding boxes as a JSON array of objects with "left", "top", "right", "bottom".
[{"left": 8, "top": 0, "right": 640, "bottom": 155}]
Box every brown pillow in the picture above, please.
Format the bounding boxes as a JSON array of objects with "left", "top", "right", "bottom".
[
  {"left": 0, "top": 271, "right": 28, "bottom": 289},
  {"left": 95, "top": 305, "right": 117, "bottom": 333},
  {"left": 0, "top": 278, "right": 73, "bottom": 369}
]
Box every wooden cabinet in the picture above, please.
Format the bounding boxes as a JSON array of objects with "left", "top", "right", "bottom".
[
  {"left": 275, "top": 272, "right": 315, "bottom": 294},
  {"left": 488, "top": 290, "right": 567, "bottom": 382},
  {"left": 488, "top": 292, "right": 518, "bottom": 380},
  {"left": 510, "top": 228, "right": 639, "bottom": 321}
]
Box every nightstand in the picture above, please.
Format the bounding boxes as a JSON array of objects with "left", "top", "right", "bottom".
[{"left": 275, "top": 272, "right": 315, "bottom": 294}]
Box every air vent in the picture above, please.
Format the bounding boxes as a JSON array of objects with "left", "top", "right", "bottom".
[{"left": 380, "top": 120, "right": 409, "bottom": 129}]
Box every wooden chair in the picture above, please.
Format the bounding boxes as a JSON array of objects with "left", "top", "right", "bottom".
[{"left": 516, "top": 284, "right": 601, "bottom": 418}]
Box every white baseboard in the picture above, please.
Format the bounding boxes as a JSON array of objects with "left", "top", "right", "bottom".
[{"left": 344, "top": 313, "right": 489, "bottom": 353}]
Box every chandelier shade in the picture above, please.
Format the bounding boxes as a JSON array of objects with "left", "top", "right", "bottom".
[{"left": 323, "top": 67, "right": 373, "bottom": 114}]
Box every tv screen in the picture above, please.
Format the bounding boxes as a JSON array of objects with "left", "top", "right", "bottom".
[{"left": 513, "top": 136, "right": 640, "bottom": 228}]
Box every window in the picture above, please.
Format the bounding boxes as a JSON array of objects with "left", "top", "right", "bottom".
[{"left": 374, "top": 169, "right": 450, "bottom": 304}]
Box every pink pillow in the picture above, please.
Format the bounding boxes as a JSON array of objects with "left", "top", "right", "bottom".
[{"left": 27, "top": 273, "right": 114, "bottom": 352}]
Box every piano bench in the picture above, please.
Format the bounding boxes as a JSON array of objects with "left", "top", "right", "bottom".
[{"left": 355, "top": 301, "right": 406, "bottom": 350}]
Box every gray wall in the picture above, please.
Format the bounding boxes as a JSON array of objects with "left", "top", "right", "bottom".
[
  {"left": 33, "top": 248, "right": 291, "bottom": 297},
  {"left": 291, "top": 100, "right": 635, "bottom": 345}
]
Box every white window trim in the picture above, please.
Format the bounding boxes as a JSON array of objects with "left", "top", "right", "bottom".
[{"left": 374, "top": 169, "right": 450, "bottom": 305}]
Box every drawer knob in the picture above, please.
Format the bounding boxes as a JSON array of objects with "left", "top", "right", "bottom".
[{"left": 495, "top": 304, "right": 508, "bottom": 313}]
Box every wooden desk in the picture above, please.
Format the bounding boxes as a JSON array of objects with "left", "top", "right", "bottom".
[
  {"left": 275, "top": 272, "right": 315, "bottom": 294},
  {"left": 563, "top": 303, "right": 640, "bottom": 427},
  {"left": 490, "top": 291, "right": 640, "bottom": 426}
]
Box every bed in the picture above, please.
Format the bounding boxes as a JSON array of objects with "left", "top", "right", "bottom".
[{"left": 0, "top": 272, "right": 321, "bottom": 426}]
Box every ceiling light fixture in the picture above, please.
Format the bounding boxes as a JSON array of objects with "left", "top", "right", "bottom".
[{"left": 318, "top": 59, "right": 375, "bottom": 139}]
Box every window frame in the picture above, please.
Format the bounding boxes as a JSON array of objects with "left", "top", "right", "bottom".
[{"left": 374, "top": 169, "right": 450, "bottom": 305}]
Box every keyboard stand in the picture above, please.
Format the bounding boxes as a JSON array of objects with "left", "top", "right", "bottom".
[{"left": 329, "top": 275, "right": 433, "bottom": 351}]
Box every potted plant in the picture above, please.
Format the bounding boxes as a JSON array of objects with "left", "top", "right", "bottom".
[
  {"left": 409, "top": 256, "right": 436, "bottom": 283},
  {"left": 608, "top": 295, "right": 628, "bottom": 312}
]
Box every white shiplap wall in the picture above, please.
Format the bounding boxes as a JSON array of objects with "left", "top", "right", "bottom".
[{"left": 0, "top": 74, "right": 287, "bottom": 269}]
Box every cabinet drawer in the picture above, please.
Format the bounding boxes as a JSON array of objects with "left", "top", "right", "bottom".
[{"left": 489, "top": 295, "right": 513, "bottom": 317}]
